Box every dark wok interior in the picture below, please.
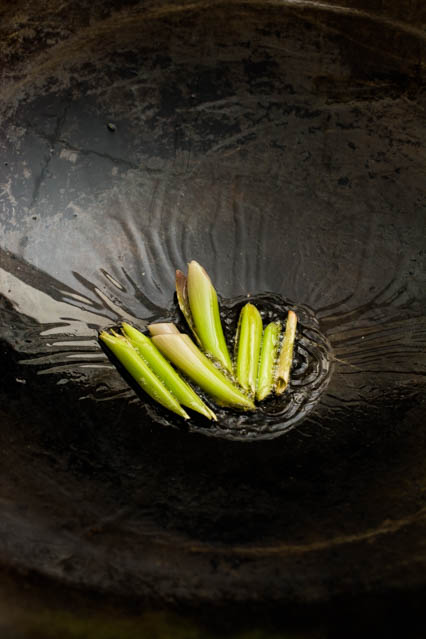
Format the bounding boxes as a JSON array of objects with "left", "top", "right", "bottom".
[{"left": 1, "top": 1, "right": 426, "bottom": 636}]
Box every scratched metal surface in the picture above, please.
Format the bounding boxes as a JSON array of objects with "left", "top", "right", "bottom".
[{"left": 0, "top": 0, "right": 426, "bottom": 607}]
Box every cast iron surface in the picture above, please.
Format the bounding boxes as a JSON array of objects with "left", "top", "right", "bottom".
[{"left": 1, "top": 0, "right": 426, "bottom": 605}]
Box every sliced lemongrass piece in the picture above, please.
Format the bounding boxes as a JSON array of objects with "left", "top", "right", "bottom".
[
  {"left": 176, "top": 269, "right": 201, "bottom": 345},
  {"left": 235, "top": 303, "right": 263, "bottom": 396},
  {"left": 99, "top": 331, "right": 189, "bottom": 420},
  {"left": 186, "top": 260, "right": 233, "bottom": 374},
  {"left": 148, "top": 323, "right": 180, "bottom": 336},
  {"left": 149, "top": 326, "right": 255, "bottom": 411},
  {"left": 256, "top": 321, "right": 281, "bottom": 401},
  {"left": 275, "top": 310, "right": 298, "bottom": 395},
  {"left": 121, "top": 323, "right": 216, "bottom": 421}
]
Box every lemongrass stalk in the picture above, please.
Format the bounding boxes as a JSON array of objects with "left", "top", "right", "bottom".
[
  {"left": 149, "top": 325, "right": 255, "bottom": 411},
  {"left": 148, "top": 323, "right": 180, "bottom": 336},
  {"left": 275, "top": 310, "right": 297, "bottom": 394},
  {"left": 121, "top": 323, "right": 216, "bottom": 421},
  {"left": 235, "top": 303, "right": 263, "bottom": 396},
  {"left": 186, "top": 261, "right": 233, "bottom": 374},
  {"left": 256, "top": 321, "right": 281, "bottom": 401},
  {"left": 99, "top": 331, "right": 189, "bottom": 419},
  {"left": 176, "top": 269, "right": 201, "bottom": 345}
]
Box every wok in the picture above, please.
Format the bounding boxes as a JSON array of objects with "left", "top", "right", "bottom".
[{"left": 1, "top": 0, "right": 425, "bottom": 633}]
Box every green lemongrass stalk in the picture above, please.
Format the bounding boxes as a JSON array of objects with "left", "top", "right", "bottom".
[
  {"left": 121, "top": 323, "right": 216, "bottom": 421},
  {"left": 176, "top": 269, "right": 201, "bottom": 345},
  {"left": 186, "top": 260, "right": 233, "bottom": 374},
  {"left": 235, "top": 303, "right": 263, "bottom": 396},
  {"left": 149, "top": 324, "right": 255, "bottom": 411},
  {"left": 99, "top": 331, "right": 189, "bottom": 419},
  {"left": 256, "top": 321, "right": 281, "bottom": 401},
  {"left": 275, "top": 310, "right": 298, "bottom": 394}
]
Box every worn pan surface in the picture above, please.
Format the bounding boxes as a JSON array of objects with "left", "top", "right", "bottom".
[{"left": 1, "top": 0, "right": 426, "bottom": 606}]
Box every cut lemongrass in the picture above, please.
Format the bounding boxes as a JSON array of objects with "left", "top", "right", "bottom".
[
  {"left": 186, "top": 260, "right": 233, "bottom": 374},
  {"left": 147, "top": 323, "right": 180, "bottom": 336},
  {"left": 99, "top": 331, "right": 190, "bottom": 419},
  {"left": 176, "top": 269, "right": 201, "bottom": 345},
  {"left": 235, "top": 303, "right": 263, "bottom": 396},
  {"left": 149, "top": 324, "right": 255, "bottom": 411},
  {"left": 121, "top": 323, "right": 216, "bottom": 421},
  {"left": 256, "top": 321, "right": 281, "bottom": 401},
  {"left": 275, "top": 310, "right": 297, "bottom": 394}
]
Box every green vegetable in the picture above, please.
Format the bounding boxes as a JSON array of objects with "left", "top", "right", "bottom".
[
  {"left": 235, "top": 303, "right": 263, "bottom": 396},
  {"left": 275, "top": 310, "right": 297, "bottom": 394},
  {"left": 186, "top": 261, "right": 233, "bottom": 374},
  {"left": 99, "top": 260, "right": 299, "bottom": 422},
  {"left": 149, "top": 324, "right": 255, "bottom": 411},
  {"left": 148, "top": 323, "right": 180, "bottom": 336},
  {"left": 256, "top": 321, "right": 281, "bottom": 401},
  {"left": 121, "top": 323, "right": 216, "bottom": 420},
  {"left": 175, "top": 269, "right": 201, "bottom": 345},
  {"left": 99, "top": 331, "right": 189, "bottom": 419}
]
